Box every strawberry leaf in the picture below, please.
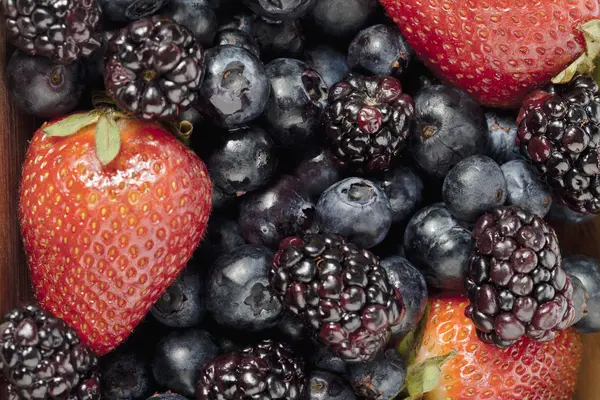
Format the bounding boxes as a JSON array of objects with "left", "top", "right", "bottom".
[
  {"left": 95, "top": 114, "right": 121, "bottom": 166},
  {"left": 42, "top": 112, "right": 99, "bottom": 137},
  {"left": 397, "top": 304, "right": 430, "bottom": 365},
  {"left": 404, "top": 350, "right": 456, "bottom": 400},
  {"left": 553, "top": 19, "right": 600, "bottom": 84}
]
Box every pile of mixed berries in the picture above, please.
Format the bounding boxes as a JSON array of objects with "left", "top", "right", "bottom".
[{"left": 2, "top": 0, "right": 600, "bottom": 399}]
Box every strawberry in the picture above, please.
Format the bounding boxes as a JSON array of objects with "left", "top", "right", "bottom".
[
  {"left": 379, "top": 0, "right": 600, "bottom": 108},
  {"left": 18, "top": 111, "right": 212, "bottom": 355},
  {"left": 409, "top": 297, "right": 582, "bottom": 400}
]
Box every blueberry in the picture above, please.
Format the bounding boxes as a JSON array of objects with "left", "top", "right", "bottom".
[
  {"left": 306, "top": 371, "right": 357, "bottom": 400},
  {"left": 380, "top": 256, "right": 428, "bottom": 336},
  {"left": 100, "top": 350, "right": 153, "bottom": 400},
  {"left": 377, "top": 166, "right": 424, "bottom": 224},
  {"left": 239, "top": 175, "right": 317, "bottom": 248},
  {"left": 8, "top": 51, "right": 85, "bottom": 118},
  {"left": 347, "top": 349, "right": 406, "bottom": 400},
  {"left": 252, "top": 19, "right": 305, "bottom": 61},
  {"left": 218, "top": 11, "right": 256, "bottom": 33},
  {"left": 206, "top": 245, "right": 283, "bottom": 331},
  {"left": 442, "top": 155, "right": 507, "bottom": 222},
  {"left": 307, "top": 0, "right": 378, "bottom": 39},
  {"left": 161, "top": 0, "right": 218, "bottom": 46},
  {"left": 404, "top": 204, "right": 472, "bottom": 290},
  {"left": 486, "top": 110, "right": 521, "bottom": 164},
  {"left": 293, "top": 149, "right": 341, "bottom": 201},
  {"left": 348, "top": 24, "right": 411, "bottom": 77},
  {"left": 316, "top": 177, "right": 392, "bottom": 248},
  {"left": 410, "top": 85, "right": 488, "bottom": 179},
  {"left": 263, "top": 58, "right": 328, "bottom": 149},
  {"left": 98, "top": 0, "right": 171, "bottom": 22},
  {"left": 198, "top": 215, "right": 247, "bottom": 261},
  {"left": 207, "top": 125, "right": 277, "bottom": 196},
  {"left": 148, "top": 394, "right": 188, "bottom": 400},
  {"left": 303, "top": 44, "right": 350, "bottom": 88},
  {"left": 178, "top": 106, "right": 204, "bottom": 126},
  {"left": 198, "top": 45, "right": 270, "bottom": 128},
  {"left": 152, "top": 329, "right": 219, "bottom": 397},
  {"left": 571, "top": 276, "right": 588, "bottom": 326},
  {"left": 215, "top": 28, "right": 261, "bottom": 57},
  {"left": 563, "top": 255, "right": 600, "bottom": 333},
  {"left": 546, "top": 203, "right": 596, "bottom": 224},
  {"left": 151, "top": 263, "right": 206, "bottom": 328},
  {"left": 211, "top": 184, "right": 236, "bottom": 210},
  {"left": 501, "top": 159, "right": 552, "bottom": 217},
  {"left": 309, "top": 344, "right": 348, "bottom": 375},
  {"left": 277, "top": 312, "right": 307, "bottom": 343},
  {"left": 244, "top": 0, "right": 316, "bottom": 20}
]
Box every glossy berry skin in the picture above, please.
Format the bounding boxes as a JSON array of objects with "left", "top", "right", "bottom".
[
  {"left": 380, "top": 256, "right": 428, "bottom": 337},
  {"left": 303, "top": 45, "right": 350, "bottom": 88},
  {"left": 264, "top": 58, "right": 328, "bottom": 149},
  {"left": 253, "top": 19, "right": 305, "bottom": 61},
  {"left": 293, "top": 149, "right": 341, "bottom": 201},
  {"left": 152, "top": 329, "right": 219, "bottom": 398},
  {"left": 416, "top": 297, "right": 582, "bottom": 400},
  {"left": 546, "top": 203, "right": 597, "bottom": 224},
  {"left": 198, "top": 45, "right": 270, "bottom": 128},
  {"left": 316, "top": 178, "right": 392, "bottom": 249},
  {"left": 486, "top": 111, "right": 521, "bottom": 164},
  {"left": 198, "top": 215, "right": 247, "bottom": 261},
  {"left": 19, "top": 117, "right": 212, "bottom": 355},
  {"left": 378, "top": 166, "right": 424, "bottom": 224},
  {"left": 8, "top": 51, "right": 85, "bottom": 119},
  {"left": 442, "top": 155, "right": 507, "bottom": 222},
  {"left": 410, "top": 85, "right": 488, "bottom": 178},
  {"left": 100, "top": 350, "right": 153, "bottom": 400},
  {"left": 347, "top": 25, "right": 411, "bottom": 78},
  {"left": 214, "top": 28, "right": 260, "bottom": 58},
  {"left": 207, "top": 125, "right": 277, "bottom": 196},
  {"left": 380, "top": 0, "right": 600, "bottom": 108},
  {"left": 563, "top": 255, "right": 600, "bottom": 333},
  {"left": 98, "top": 0, "right": 171, "bottom": 22},
  {"left": 206, "top": 245, "right": 283, "bottom": 332},
  {"left": 244, "top": 0, "right": 315, "bottom": 20},
  {"left": 306, "top": 371, "right": 357, "bottom": 400},
  {"left": 404, "top": 204, "right": 472, "bottom": 291},
  {"left": 151, "top": 262, "right": 206, "bottom": 328},
  {"left": 347, "top": 350, "right": 406, "bottom": 400},
  {"left": 466, "top": 206, "right": 576, "bottom": 347},
  {"left": 501, "top": 159, "right": 552, "bottom": 218},
  {"left": 162, "top": 0, "right": 218, "bottom": 47},
  {"left": 306, "top": 0, "right": 378, "bottom": 39}
]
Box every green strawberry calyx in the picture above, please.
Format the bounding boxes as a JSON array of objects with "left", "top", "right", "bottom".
[{"left": 553, "top": 19, "right": 600, "bottom": 84}]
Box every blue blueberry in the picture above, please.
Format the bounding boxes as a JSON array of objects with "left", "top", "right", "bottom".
[
  {"left": 253, "top": 19, "right": 305, "bottom": 61},
  {"left": 404, "top": 204, "right": 472, "bottom": 290},
  {"left": 178, "top": 105, "right": 204, "bottom": 127},
  {"left": 199, "top": 215, "right": 247, "bottom": 261},
  {"left": 410, "top": 85, "right": 488, "bottom": 179},
  {"left": 198, "top": 45, "right": 270, "bottom": 128},
  {"left": 206, "top": 245, "right": 283, "bottom": 331},
  {"left": 486, "top": 110, "right": 521, "bottom": 164},
  {"left": 151, "top": 263, "right": 206, "bottom": 328},
  {"left": 571, "top": 276, "right": 588, "bottom": 326},
  {"left": 442, "top": 155, "right": 507, "bottom": 222},
  {"left": 152, "top": 329, "right": 219, "bottom": 397},
  {"left": 563, "top": 255, "right": 600, "bottom": 333},
  {"left": 310, "top": 344, "right": 348, "bottom": 375},
  {"left": 161, "top": 0, "right": 218, "bottom": 46},
  {"left": 263, "top": 58, "right": 328, "bottom": 149},
  {"left": 293, "top": 149, "right": 341, "bottom": 201},
  {"left": 381, "top": 256, "right": 428, "bottom": 337},
  {"left": 100, "top": 350, "right": 153, "bottom": 400},
  {"left": 214, "top": 28, "right": 260, "bottom": 57},
  {"left": 307, "top": 0, "right": 378, "bottom": 39},
  {"left": 244, "top": 0, "right": 316, "bottom": 20},
  {"left": 501, "top": 159, "right": 552, "bottom": 217},
  {"left": 218, "top": 11, "right": 255, "bottom": 33},
  {"left": 98, "top": 0, "right": 170, "bottom": 22},
  {"left": 303, "top": 44, "right": 350, "bottom": 88},
  {"left": 277, "top": 312, "right": 307, "bottom": 343},
  {"left": 347, "top": 24, "right": 411, "bottom": 77},
  {"left": 239, "top": 175, "right": 317, "bottom": 248},
  {"left": 306, "top": 371, "right": 357, "bottom": 400},
  {"left": 378, "top": 166, "right": 424, "bottom": 224},
  {"left": 8, "top": 51, "right": 85, "bottom": 118},
  {"left": 211, "top": 184, "right": 235, "bottom": 210},
  {"left": 148, "top": 394, "right": 188, "bottom": 400},
  {"left": 316, "top": 177, "right": 393, "bottom": 248},
  {"left": 546, "top": 203, "right": 597, "bottom": 224},
  {"left": 347, "top": 350, "right": 406, "bottom": 400}
]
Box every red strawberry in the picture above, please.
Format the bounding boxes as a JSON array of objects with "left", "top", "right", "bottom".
[
  {"left": 412, "top": 297, "right": 582, "bottom": 400},
  {"left": 19, "top": 111, "right": 212, "bottom": 355},
  {"left": 380, "top": 0, "right": 600, "bottom": 108}
]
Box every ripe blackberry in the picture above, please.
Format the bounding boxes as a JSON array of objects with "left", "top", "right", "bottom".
[
  {"left": 466, "top": 206, "right": 577, "bottom": 348},
  {"left": 197, "top": 340, "right": 305, "bottom": 400},
  {"left": 269, "top": 233, "right": 405, "bottom": 363},
  {"left": 0, "top": 305, "right": 100, "bottom": 400},
  {"left": 3, "top": 0, "right": 102, "bottom": 64},
  {"left": 104, "top": 16, "right": 205, "bottom": 120},
  {"left": 517, "top": 76, "right": 600, "bottom": 214},
  {"left": 322, "top": 74, "right": 414, "bottom": 173}
]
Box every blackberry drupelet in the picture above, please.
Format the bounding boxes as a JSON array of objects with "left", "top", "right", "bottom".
[
  {"left": 517, "top": 76, "right": 600, "bottom": 214},
  {"left": 197, "top": 340, "right": 305, "bottom": 400},
  {"left": 466, "top": 206, "right": 577, "bottom": 348},
  {"left": 269, "top": 233, "right": 405, "bottom": 363},
  {"left": 3, "top": 0, "right": 102, "bottom": 64},
  {"left": 322, "top": 74, "right": 414, "bottom": 173},
  {"left": 104, "top": 16, "right": 205, "bottom": 120},
  {"left": 0, "top": 305, "right": 100, "bottom": 400}
]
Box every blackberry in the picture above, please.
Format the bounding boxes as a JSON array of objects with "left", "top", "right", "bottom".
[
  {"left": 322, "top": 74, "right": 414, "bottom": 173},
  {"left": 197, "top": 340, "right": 305, "bottom": 400},
  {"left": 269, "top": 234, "right": 405, "bottom": 363},
  {"left": 517, "top": 76, "right": 600, "bottom": 214},
  {"left": 466, "top": 206, "right": 577, "bottom": 348},
  {"left": 104, "top": 16, "right": 205, "bottom": 120},
  {"left": 3, "top": 0, "right": 102, "bottom": 64},
  {"left": 0, "top": 305, "right": 100, "bottom": 400}
]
